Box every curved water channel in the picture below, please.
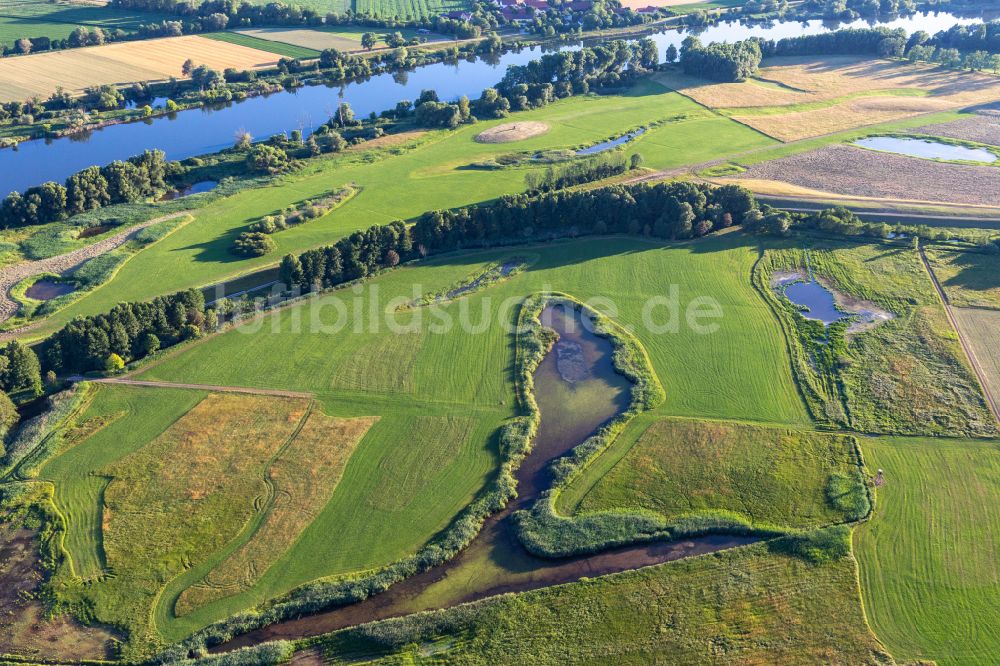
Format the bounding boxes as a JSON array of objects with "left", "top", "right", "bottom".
[
  {"left": 214, "top": 303, "right": 756, "bottom": 652},
  {"left": 1, "top": 10, "right": 991, "bottom": 195}
]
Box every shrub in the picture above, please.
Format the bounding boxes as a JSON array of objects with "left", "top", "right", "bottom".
[{"left": 232, "top": 232, "right": 275, "bottom": 257}]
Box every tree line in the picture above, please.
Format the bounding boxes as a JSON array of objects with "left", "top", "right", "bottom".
[
  {"left": 0, "top": 150, "right": 168, "bottom": 228},
  {"left": 524, "top": 151, "right": 632, "bottom": 193}
]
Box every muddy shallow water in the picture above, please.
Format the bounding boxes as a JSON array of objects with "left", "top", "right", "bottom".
[
  {"left": 214, "top": 304, "right": 755, "bottom": 652},
  {"left": 25, "top": 279, "right": 75, "bottom": 301}
]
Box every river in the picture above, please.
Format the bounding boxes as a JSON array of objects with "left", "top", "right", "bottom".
[
  {"left": 1, "top": 9, "right": 991, "bottom": 195},
  {"left": 213, "top": 303, "right": 756, "bottom": 652}
]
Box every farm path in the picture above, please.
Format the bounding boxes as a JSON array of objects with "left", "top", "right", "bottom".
[
  {"left": 0, "top": 212, "right": 188, "bottom": 325},
  {"left": 92, "top": 377, "right": 314, "bottom": 399},
  {"left": 918, "top": 242, "right": 1000, "bottom": 425}
]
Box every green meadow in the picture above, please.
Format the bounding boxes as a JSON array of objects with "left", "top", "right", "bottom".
[
  {"left": 203, "top": 31, "right": 321, "bottom": 59},
  {"left": 21, "top": 78, "right": 776, "bottom": 340},
  {"left": 855, "top": 436, "right": 1000, "bottom": 666}
]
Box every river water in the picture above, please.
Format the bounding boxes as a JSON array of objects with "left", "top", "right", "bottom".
[
  {"left": 1, "top": 10, "right": 989, "bottom": 195},
  {"left": 214, "top": 303, "right": 756, "bottom": 652}
]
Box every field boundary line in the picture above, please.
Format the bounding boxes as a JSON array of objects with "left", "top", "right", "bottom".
[
  {"left": 91, "top": 378, "right": 314, "bottom": 399},
  {"left": 918, "top": 242, "right": 1000, "bottom": 426}
]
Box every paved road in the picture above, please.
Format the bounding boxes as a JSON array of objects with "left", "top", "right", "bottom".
[{"left": 918, "top": 243, "right": 1000, "bottom": 425}]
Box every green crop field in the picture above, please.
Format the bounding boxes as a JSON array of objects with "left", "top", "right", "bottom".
[
  {"left": 855, "top": 436, "right": 1000, "bottom": 666},
  {"left": 20, "top": 77, "right": 777, "bottom": 341},
  {"left": 203, "top": 31, "right": 321, "bottom": 59},
  {"left": 0, "top": 0, "right": 170, "bottom": 43},
  {"left": 307, "top": 540, "right": 892, "bottom": 664},
  {"left": 561, "top": 417, "right": 866, "bottom": 529},
  {"left": 241, "top": 0, "right": 469, "bottom": 18}
]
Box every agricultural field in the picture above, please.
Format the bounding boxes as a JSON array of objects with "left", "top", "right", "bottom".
[
  {"left": 657, "top": 56, "right": 1000, "bottom": 141},
  {"left": 203, "top": 31, "right": 321, "bottom": 59},
  {"left": 0, "top": 34, "right": 280, "bottom": 102},
  {"left": 915, "top": 108, "right": 1000, "bottom": 146},
  {"left": 925, "top": 246, "right": 1000, "bottom": 310},
  {"left": 950, "top": 307, "right": 1000, "bottom": 415},
  {"left": 0, "top": 0, "right": 170, "bottom": 44},
  {"left": 243, "top": 0, "right": 470, "bottom": 19},
  {"left": 734, "top": 144, "right": 1000, "bottom": 207},
  {"left": 855, "top": 436, "right": 1000, "bottom": 665},
  {"left": 19, "top": 79, "right": 777, "bottom": 340},
  {"left": 233, "top": 26, "right": 448, "bottom": 53}
]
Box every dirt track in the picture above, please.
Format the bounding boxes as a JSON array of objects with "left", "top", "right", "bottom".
[
  {"left": 92, "top": 377, "right": 314, "bottom": 398},
  {"left": 0, "top": 212, "right": 187, "bottom": 325}
]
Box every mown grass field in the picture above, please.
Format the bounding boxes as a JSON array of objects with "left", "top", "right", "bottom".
[
  {"left": 855, "top": 436, "right": 1000, "bottom": 666},
  {"left": 22, "top": 78, "right": 777, "bottom": 339},
  {"left": 560, "top": 417, "right": 865, "bottom": 528},
  {"left": 0, "top": 0, "right": 170, "bottom": 43},
  {"left": 204, "top": 31, "right": 320, "bottom": 59},
  {"left": 307, "top": 541, "right": 892, "bottom": 665}
]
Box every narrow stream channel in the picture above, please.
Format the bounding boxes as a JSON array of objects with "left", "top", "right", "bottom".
[{"left": 214, "top": 303, "right": 756, "bottom": 652}]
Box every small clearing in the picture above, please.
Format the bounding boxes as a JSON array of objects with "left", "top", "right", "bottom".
[{"left": 475, "top": 121, "right": 550, "bottom": 143}]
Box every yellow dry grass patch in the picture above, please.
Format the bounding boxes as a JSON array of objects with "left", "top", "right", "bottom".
[
  {"left": 175, "top": 411, "right": 377, "bottom": 614},
  {"left": 658, "top": 56, "right": 1000, "bottom": 141},
  {"left": 475, "top": 121, "right": 550, "bottom": 143},
  {"left": 735, "top": 96, "right": 955, "bottom": 141},
  {"left": 0, "top": 35, "right": 279, "bottom": 102}
]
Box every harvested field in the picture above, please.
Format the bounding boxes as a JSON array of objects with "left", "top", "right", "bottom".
[
  {"left": 951, "top": 307, "right": 1000, "bottom": 414},
  {"left": 175, "top": 412, "right": 377, "bottom": 614},
  {"left": 474, "top": 121, "right": 550, "bottom": 143},
  {"left": 0, "top": 524, "right": 118, "bottom": 661},
  {"left": 0, "top": 35, "right": 279, "bottom": 102},
  {"left": 915, "top": 112, "right": 1000, "bottom": 147},
  {"left": 659, "top": 56, "right": 1000, "bottom": 140},
  {"left": 738, "top": 144, "right": 1000, "bottom": 206}
]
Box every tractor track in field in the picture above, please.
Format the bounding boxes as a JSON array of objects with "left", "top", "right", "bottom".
[{"left": 91, "top": 378, "right": 314, "bottom": 399}]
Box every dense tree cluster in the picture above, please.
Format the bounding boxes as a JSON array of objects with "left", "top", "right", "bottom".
[
  {"left": 38, "top": 289, "right": 212, "bottom": 374},
  {"left": 798, "top": 0, "right": 915, "bottom": 20},
  {"left": 931, "top": 21, "right": 1000, "bottom": 54},
  {"left": 0, "top": 341, "right": 42, "bottom": 396},
  {"left": 0, "top": 150, "right": 168, "bottom": 228},
  {"left": 763, "top": 27, "right": 905, "bottom": 57},
  {"left": 680, "top": 37, "right": 763, "bottom": 82},
  {"left": 524, "top": 152, "right": 629, "bottom": 192}
]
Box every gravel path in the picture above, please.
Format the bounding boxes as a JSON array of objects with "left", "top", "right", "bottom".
[{"left": 0, "top": 212, "right": 186, "bottom": 324}]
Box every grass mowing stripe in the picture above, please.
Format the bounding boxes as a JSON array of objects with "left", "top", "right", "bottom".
[{"left": 855, "top": 436, "right": 1000, "bottom": 666}]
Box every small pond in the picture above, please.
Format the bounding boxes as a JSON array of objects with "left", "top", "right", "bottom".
[
  {"left": 25, "top": 279, "right": 75, "bottom": 301},
  {"left": 576, "top": 129, "right": 645, "bottom": 156},
  {"left": 854, "top": 136, "right": 998, "bottom": 163},
  {"left": 160, "top": 180, "right": 218, "bottom": 200},
  {"left": 783, "top": 280, "right": 845, "bottom": 325},
  {"left": 77, "top": 224, "right": 114, "bottom": 239}
]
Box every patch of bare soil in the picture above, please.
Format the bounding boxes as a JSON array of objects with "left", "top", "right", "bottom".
[
  {"left": 739, "top": 145, "right": 1000, "bottom": 206},
  {"left": 475, "top": 121, "right": 550, "bottom": 143},
  {"left": 915, "top": 112, "right": 1000, "bottom": 148},
  {"left": 0, "top": 524, "right": 118, "bottom": 661}
]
